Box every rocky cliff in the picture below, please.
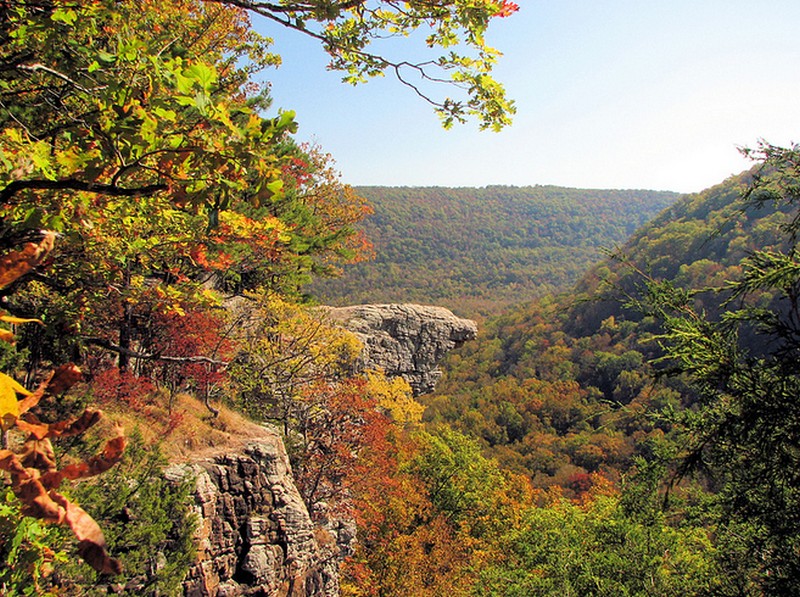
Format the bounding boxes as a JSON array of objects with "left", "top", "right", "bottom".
[
  {"left": 324, "top": 304, "right": 478, "bottom": 396},
  {"left": 175, "top": 304, "right": 477, "bottom": 596},
  {"left": 171, "top": 430, "right": 340, "bottom": 597}
]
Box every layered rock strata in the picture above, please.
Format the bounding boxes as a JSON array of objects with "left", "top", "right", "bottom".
[
  {"left": 172, "top": 432, "right": 334, "bottom": 597},
  {"left": 175, "top": 304, "right": 477, "bottom": 596}
]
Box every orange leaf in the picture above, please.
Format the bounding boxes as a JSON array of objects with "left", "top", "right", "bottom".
[
  {"left": 44, "top": 363, "right": 83, "bottom": 396},
  {"left": 0, "top": 232, "right": 56, "bottom": 289},
  {"left": 15, "top": 477, "right": 65, "bottom": 523},
  {"left": 0, "top": 449, "right": 27, "bottom": 475},
  {"left": 19, "top": 437, "right": 57, "bottom": 471},
  {"left": 15, "top": 417, "right": 51, "bottom": 440},
  {"left": 45, "top": 409, "right": 102, "bottom": 438},
  {"left": 58, "top": 435, "right": 126, "bottom": 480},
  {"left": 16, "top": 386, "right": 45, "bottom": 416}
]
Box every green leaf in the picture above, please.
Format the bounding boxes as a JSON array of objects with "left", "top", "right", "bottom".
[
  {"left": 50, "top": 8, "right": 77, "bottom": 25},
  {"left": 96, "top": 50, "right": 117, "bottom": 64},
  {"left": 266, "top": 179, "right": 284, "bottom": 196},
  {"left": 184, "top": 63, "right": 218, "bottom": 92}
]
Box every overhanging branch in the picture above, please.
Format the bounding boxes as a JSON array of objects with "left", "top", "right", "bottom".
[{"left": 0, "top": 179, "right": 168, "bottom": 202}]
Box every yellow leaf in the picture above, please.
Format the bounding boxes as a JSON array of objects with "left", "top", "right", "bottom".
[
  {"left": 0, "top": 329, "right": 14, "bottom": 343},
  {"left": 0, "top": 372, "right": 29, "bottom": 430},
  {"left": 0, "top": 315, "right": 44, "bottom": 326}
]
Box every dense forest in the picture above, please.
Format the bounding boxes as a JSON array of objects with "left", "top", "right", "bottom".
[
  {"left": 310, "top": 186, "right": 678, "bottom": 315},
  {"left": 1, "top": 1, "right": 800, "bottom": 596},
  {"left": 423, "top": 153, "right": 800, "bottom": 594}
]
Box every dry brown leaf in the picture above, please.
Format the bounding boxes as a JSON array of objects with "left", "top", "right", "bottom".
[
  {"left": 56, "top": 435, "right": 126, "bottom": 481},
  {"left": 0, "top": 449, "right": 27, "bottom": 475},
  {"left": 17, "top": 386, "right": 45, "bottom": 415},
  {"left": 14, "top": 477, "right": 64, "bottom": 523},
  {"left": 0, "top": 232, "right": 56, "bottom": 289},
  {"left": 44, "top": 363, "right": 83, "bottom": 397},
  {"left": 14, "top": 365, "right": 83, "bottom": 422},
  {"left": 37, "top": 469, "right": 65, "bottom": 491},
  {"left": 47, "top": 409, "right": 102, "bottom": 438},
  {"left": 15, "top": 417, "right": 51, "bottom": 440},
  {"left": 53, "top": 492, "right": 123, "bottom": 574},
  {"left": 19, "top": 438, "right": 57, "bottom": 471}
]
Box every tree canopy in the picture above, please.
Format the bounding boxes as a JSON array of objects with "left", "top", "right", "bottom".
[{"left": 206, "top": 0, "right": 519, "bottom": 130}]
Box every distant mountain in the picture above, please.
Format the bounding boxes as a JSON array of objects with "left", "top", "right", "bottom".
[{"left": 307, "top": 185, "right": 679, "bottom": 316}]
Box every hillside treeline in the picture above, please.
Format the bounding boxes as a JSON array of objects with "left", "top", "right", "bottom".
[
  {"left": 2, "top": 1, "right": 800, "bottom": 595},
  {"left": 310, "top": 185, "right": 678, "bottom": 315},
  {"left": 426, "top": 149, "right": 800, "bottom": 593}
]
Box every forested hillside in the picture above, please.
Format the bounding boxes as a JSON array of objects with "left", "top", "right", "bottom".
[
  {"left": 426, "top": 149, "right": 800, "bottom": 593},
  {"left": 427, "top": 170, "right": 766, "bottom": 482},
  {"left": 3, "top": 1, "right": 800, "bottom": 596},
  {"left": 309, "top": 185, "right": 678, "bottom": 315}
]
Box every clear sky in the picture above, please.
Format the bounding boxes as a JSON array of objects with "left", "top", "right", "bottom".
[{"left": 252, "top": 1, "right": 800, "bottom": 194}]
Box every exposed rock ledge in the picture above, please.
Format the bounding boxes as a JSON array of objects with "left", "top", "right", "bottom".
[
  {"left": 324, "top": 304, "right": 478, "bottom": 396},
  {"left": 170, "top": 430, "right": 338, "bottom": 597}
]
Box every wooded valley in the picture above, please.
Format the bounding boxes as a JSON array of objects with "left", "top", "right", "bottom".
[
  {"left": 1, "top": 1, "right": 799, "bottom": 596},
  {"left": 311, "top": 186, "right": 678, "bottom": 316}
]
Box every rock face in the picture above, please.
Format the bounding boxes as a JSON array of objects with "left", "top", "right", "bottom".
[
  {"left": 325, "top": 304, "right": 478, "bottom": 396},
  {"left": 172, "top": 432, "right": 336, "bottom": 597}
]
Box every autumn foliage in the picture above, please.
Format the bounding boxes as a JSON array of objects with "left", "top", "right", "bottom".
[{"left": 0, "top": 233, "right": 125, "bottom": 576}]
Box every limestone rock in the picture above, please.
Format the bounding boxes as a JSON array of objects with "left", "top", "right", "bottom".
[
  {"left": 173, "top": 431, "right": 335, "bottom": 597},
  {"left": 324, "top": 304, "right": 477, "bottom": 396}
]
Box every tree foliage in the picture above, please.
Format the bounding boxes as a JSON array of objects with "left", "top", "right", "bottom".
[
  {"left": 635, "top": 143, "right": 800, "bottom": 593},
  {"left": 1, "top": 0, "right": 373, "bottom": 379},
  {"left": 206, "top": 0, "right": 519, "bottom": 130},
  {"left": 477, "top": 493, "right": 718, "bottom": 597},
  {"left": 0, "top": 232, "right": 125, "bottom": 579},
  {"left": 311, "top": 185, "right": 678, "bottom": 315}
]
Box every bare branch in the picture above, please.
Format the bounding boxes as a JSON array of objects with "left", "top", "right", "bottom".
[
  {"left": 17, "top": 62, "right": 105, "bottom": 94},
  {"left": 83, "top": 337, "right": 230, "bottom": 367}
]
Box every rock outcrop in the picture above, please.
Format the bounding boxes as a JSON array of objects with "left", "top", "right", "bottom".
[
  {"left": 173, "top": 304, "right": 477, "bottom": 596},
  {"left": 172, "top": 431, "right": 335, "bottom": 597},
  {"left": 324, "top": 304, "right": 477, "bottom": 396}
]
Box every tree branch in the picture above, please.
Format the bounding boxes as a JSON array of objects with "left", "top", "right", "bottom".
[
  {"left": 202, "top": 0, "right": 452, "bottom": 112},
  {"left": 17, "top": 62, "right": 105, "bottom": 94},
  {"left": 0, "top": 179, "right": 168, "bottom": 202},
  {"left": 83, "top": 337, "right": 230, "bottom": 367}
]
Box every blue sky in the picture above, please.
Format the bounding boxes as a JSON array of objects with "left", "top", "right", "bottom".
[{"left": 253, "top": 1, "right": 800, "bottom": 193}]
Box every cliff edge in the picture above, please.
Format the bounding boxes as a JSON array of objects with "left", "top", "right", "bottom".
[{"left": 324, "top": 304, "right": 477, "bottom": 396}]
